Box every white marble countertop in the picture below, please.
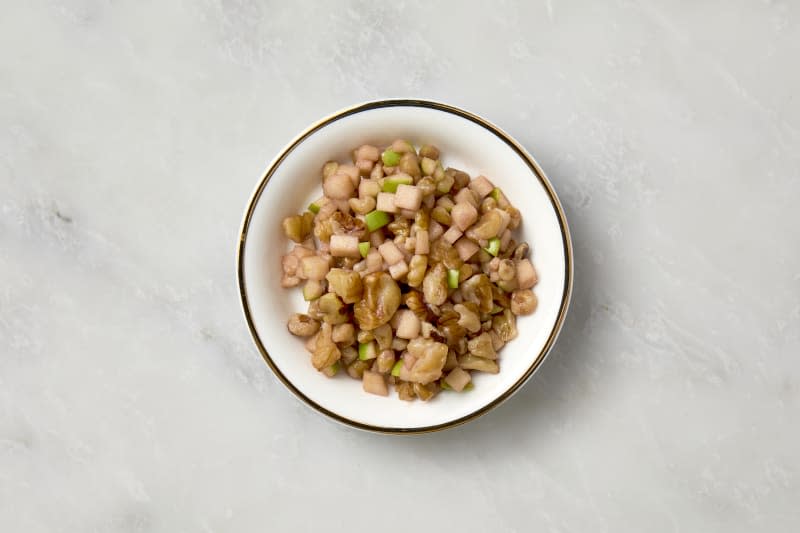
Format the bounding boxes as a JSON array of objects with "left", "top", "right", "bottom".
[{"left": 2, "top": 1, "right": 798, "bottom": 531}]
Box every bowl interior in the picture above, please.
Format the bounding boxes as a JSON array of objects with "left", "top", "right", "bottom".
[{"left": 239, "top": 102, "right": 569, "bottom": 432}]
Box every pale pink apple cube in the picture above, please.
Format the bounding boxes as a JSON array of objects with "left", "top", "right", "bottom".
[
  {"left": 378, "top": 240, "right": 404, "bottom": 265},
  {"left": 469, "top": 175, "right": 495, "bottom": 198},
  {"left": 394, "top": 310, "right": 421, "bottom": 339},
  {"left": 329, "top": 235, "right": 360, "bottom": 258},
  {"left": 442, "top": 225, "right": 463, "bottom": 245},
  {"left": 388, "top": 260, "right": 409, "bottom": 280},
  {"left": 454, "top": 237, "right": 480, "bottom": 261},
  {"left": 451, "top": 202, "right": 478, "bottom": 231},
  {"left": 376, "top": 192, "right": 397, "bottom": 213},
  {"left": 454, "top": 187, "right": 477, "bottom": 207},
  {"left": 359, "top": 179, "right": 380, "bottom": 198},
  {"left": 415, "top": 229, "right": 429, "bottom": 255},
  {"left": 394, "top": 184, "right": 422, "bottom": 211},
  {"left": 445, "top": 367, "right": 471, "bottom": 392}
]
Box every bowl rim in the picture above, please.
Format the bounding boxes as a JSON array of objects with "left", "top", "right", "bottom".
[{"left": 237, "top": 99, "right": 573, "bottom": 435}]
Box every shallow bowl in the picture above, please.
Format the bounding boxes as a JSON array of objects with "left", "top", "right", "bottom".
[{"left": 237, "top": 99, "right": 572, "bottom": 434}]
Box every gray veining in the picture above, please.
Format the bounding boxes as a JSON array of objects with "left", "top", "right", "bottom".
[{"left": 1, "top": 1, "right": 799, "bottom": 531}]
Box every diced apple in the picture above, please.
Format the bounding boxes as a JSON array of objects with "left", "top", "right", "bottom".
[
  {"left": 415, "top": 229, "right": 429, "bottom": 255},
  {"left": 395, "top": 310, "right": 421, "bottom": 339},
  {"left": 451, "top": 202, "right": 478, "bottom": 231},
  {"left": 338, "top": 164, "right": 360, "bottom": 187},
  {"left": 362, "top": 370, "right": 388, "bottom": 396},
  {"left": 388, "top": 260, "right": 409, "bottom": 280},
  {"left": 429, "top": 220, "right": 444, "bottom": 241},
  {"left": 454, "top": 237, "right": 480, "bottom": 261},
  {"left": 376, "top": 192, "right": 397, "bottom": 213},
  {"left": 454, "top": 187, "right": 477, "bottom": 207},
  {"left": 394, "top": 184, "right": 423, "bottom": 211},
  {"left": 359, "top": 179, "right": 380, "bottom": 198},
  {"left": 330, "top": 235, "right": 360, "bottom": 257},
  {"left": 366, "top": 249, "right": 383, "bottom": 273},
  {"left": 323, "top": 173, "right": 354, "bottom": 200},
  {"left": 378, "top": 240, "right": 404, "bottom": 265},
  {"left": 442, "top": 225, "right": 463, "bottom": 245},
  {"left": 354, "top": 145, "right": 380, "bottom": 162},
  {"left": 445, "top": 367, "right": 471, "bottom": 392},
  {"left": 469, "top": 175, "right": 495, "bottom": 198},
  {"left": 301, "top": 256, "right": 329, "bottom": 280}
]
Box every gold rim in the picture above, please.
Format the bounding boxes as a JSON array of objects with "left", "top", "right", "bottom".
[{"left": 237, "top": 99, "right": 574, "bottom": 435}]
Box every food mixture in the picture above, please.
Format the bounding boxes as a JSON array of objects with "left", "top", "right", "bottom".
[{"left": 280, "top": 140, "right": 538, "bottom": 401}]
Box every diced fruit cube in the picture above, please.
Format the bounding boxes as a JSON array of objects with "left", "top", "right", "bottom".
[
  {"left": 454, "top": 237, "right": 480, "bottom": 261},
  {"left": 445, "top": 367, "right": 471, "bottom": 392},
  {"left": 330, "top": 235, "right": 360, "bottom": 257},
  {"left": 451, "top": 202, "right": 478, "bottom": 231},
  {"left": 376, "top": 192, "right": 397, "bottom": 213},
  {"left": 365, "top": 249, "right": 383, "bottom": 272},
  {"left": 442, "top": 225, "right": 463, "bottom": 245},
  {"left": 378, "top": 241, "right": 404, "bottom": 265},
  {"left": 382, "top": 173, "right": 413, "bottom": 193},
  {"left": 388, "top": 260, "right": 409, "bottom": 280},
  {"left": 303, "top": 280, "right": 324, "bottom": 300},
  {"left": 321, "top": 361, "right": 340, "bottom": 377},
  {"left": 358, "top": 341, "right": 377, "bottom": 360},
  {"left": 469, "top": 175, "right": 495, "bottom": 198},
  {"left": 355, "top": 145, "right": 380, "bottom": 162},
  {"left": 447, "top": 268, "right": 460, "bottom": 289},
  {"left": 332, "top": 323, "right": 355, "bottom": 344},
  {"left": 454, "top": 187, "right": 477, "bottom": 207},
  {"left": 391, "top": 359, "right": 403, "bottom": 377},
  {"left": 484, "top": 237, "right": 500, "bottom": 257},
  {"left": 362, "top": 370, "right": 388, "bottom": 396},
  {"left": 420, "top": 157, "right": 437, "bottom": 176},
  {"left": 429, "top": 220, "right": 444, "bottom": 241},
  {"left": 395, "top": 310, "right": 421, "bottom": 339},
  {"left": 415, "top": 229, "right": 429, "bottom": 255},
  {"left": 381, "top": 150, "right": 401, "bottom": 167},
  {"left": 338, "top": 164, "right": 360, "bottom": 187},
  {"left": 365, "top": 210, "right": 390, "bottom": 231},
  {"left": 323, "top": 172, "right": 355, "bottom": 200},
  {"left": 394, "top": 184, "right": 423, "bottom": 210},
  {"left": 359, "top": 179, "right": 380, "bottom": 198},
  {"left": 301, "top": 256, "right": 329, "bottom": 280}
]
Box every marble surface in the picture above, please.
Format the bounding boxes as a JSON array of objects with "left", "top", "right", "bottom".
[{"left": 2, "top": 1, "right": 799, "bottom": 531}]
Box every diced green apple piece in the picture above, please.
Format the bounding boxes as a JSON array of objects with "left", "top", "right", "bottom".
[
  {"left": 484, "top": 237, "right": 501, "bottom": 257},
  {"left": 382, "top": 174, "right": 413, "bottom": 193},
  {"left": 365, "top": 210, "right": 391, "bottom": 231},
  {"left": 391, "top": 359, "right": 404, "bottom": 377},
  {"left": 381, "top": 150, "right": 401, "bottom": 167},
  {"left": 358, "top": 341, "right": 378, "bottom": 360},
  {"left": 447, "top": 268, "right": 460, "bottom": 289}
]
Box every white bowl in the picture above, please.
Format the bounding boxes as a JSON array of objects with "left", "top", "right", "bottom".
[{"left": 237, "top": 100, "right": 573, "bottom": 434}]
